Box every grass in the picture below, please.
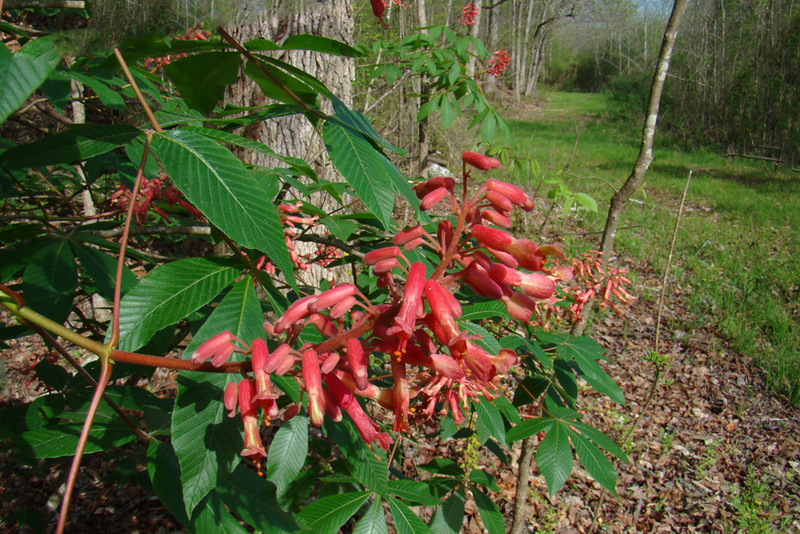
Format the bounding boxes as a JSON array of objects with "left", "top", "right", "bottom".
[{"left": 504, "top": 90, "right": 800, "bottom": 404}]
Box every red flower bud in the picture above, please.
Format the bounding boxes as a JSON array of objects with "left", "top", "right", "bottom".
[
  {"left": 346, "top": 337, "right": 369, "bottom": 391},
  {"left": 393, "top": 225, "right": 426, "bottom": 245},
  {"left": 364, "top": 246, "right": 401, "bottom": 266},
  {"left": 309, "top": 284, "right": 357, "bottom": 313},
  {"left": 264, "top": 343, "right": 293, "bottom": 374},
  {"left": 420, "top": 187, "right": 449, "bottom": 211},
  {"left": 275, "top": 295, "right": 316, "bottom": 334},
  {"left": 462, "top": 151, "right": 500, "bottom": 171},
  {"left": 373, "top": 258, "right": 401, "bottom": 275},
  {"left": 471, "top": 224, "right": 514, "bottom": 250},
  {"left": 224, "top": 381, "right": 238, "bottom": 418},
  {"left": 330, "top": 296, "right": 358, "bottom": 319},
  {"left": 486, "top": 179, "right": 534, "bottom": 211},
  {"left": 303, "top": 349, "right": 325, "bottom": 427},
  {"left": 485, "top": 190, "right": 513, "bottom": 213},
  {"left": 371, "top": 0, "right": 388, "bottom": 28},
  {"left": 190, "top": 331, "right": 235, "bottom": 366},
  {"left": 481, "top": 209, "right": 512, "bottom": 228}
]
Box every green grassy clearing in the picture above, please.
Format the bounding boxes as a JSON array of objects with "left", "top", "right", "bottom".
[{"left": 506, "top": 91, "right": 800, "bottom": 404}]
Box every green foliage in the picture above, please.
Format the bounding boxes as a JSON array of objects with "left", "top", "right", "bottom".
[{"left": 0, "top": 28, "right": 628, "bottom": 534}]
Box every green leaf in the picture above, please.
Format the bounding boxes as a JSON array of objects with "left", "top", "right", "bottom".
[
  {"left": 171, "top": 280, "right": 264, "bottom": 514},
  {"left": 353, "top": 497, "right": 387, "bottom": 534},
  {"left": 447, "top": 62, "right": 461, "bottom": 86},
  {"left": 440, "top": 95, "right": 455, "bottom": 129},
  {"left": 190, "top": 490, "right": 249, "bottom": 534},
  {"left": 172, "top": 372, "right": 241, "bottom": 515},
  {"left": 568, "top": 420, "right": 628, "bottom": 463},
  {"left": 387, "top": 480, "right": 441, "bottom": 506},
  {"left": 0, "top": 124, "right": 142, "bottom": 169},
  {"left": 267, "top": 415, "right": 309, "bottom": 495},
  {"left": 387, "top": 496, "right": 431, "bottom": 534},
  {"left": 492, "top": 396, "right": 521, "bottom": 425},
  {"left": 147, "top": 439, "right": 191, "bottom": 526},
  {"left": 34, "top": 361, "right": 71, "bottom": 391},
  {"left": 512, "top": 376, "right": 550, "bottom": 408},
  {"left": 115, "top": 257, "right": 239, "bottom": 352},
  {"left": 418, "top": 458, "right": 463, "bottom": 478},
  {"left": 569, "top": 429, "right": 618, "bottom": 496},
  {"left": 323, "top": 119, "right": 397, "bottom": 230},
  {"left": 152, "top": 129, "right": 295, "bottom": 286},
  {"left": 574, "top": 192, "right": 598, "bottom": 212},
  {"left": 165, "top": 52, "right": 241, "bottom": 114},
  {"left": 20, "top": 402, "right": 137, "bottom": 458},
  {"left": 244, "top": 58, "right": 318, "bottom": 106},
  {"left": 351, "top": 446, "right": 389, "bottom": 495},
  {"left": 506, "top": 417, "right": 553, "bottom": 444},
  {"left": 461, "top": 321, "right": 501, "bottom": 354},
  {"left": 537, "top": 422, "right": 573, "bottom": 496},
  {"left": 217, "top": 464, "right": 298, "bottom": 533},
  {"left": 460, "top": 301, "right": 504, "bottom": 322},
  {"left": 475, "top": 397, "right": 505, "bottom": 445},
  {"left": 296, "top": 491, "right": 372, "bottom": 534},
  {"left": 468, "top": 470, "right": 500, "bottom": 492},
  {"left": 281, "top": 34, "right": 364, "bottom": 57},
  {"left": 72, "top": 242, "right": 137, "bottom": 302},
  {"left": 428, "top": 488, "right": 465, "bottom": 534},
  {"left": 0, "top": 36, "right": 61, "bottom": 125},
  {"left": 22, "top": 239, "right": 77, "bottom": 324},
  {"left": 480, "top": 111, "right": 497, "bottom": 142},
  {"left": 68, "top": 71, "right": 126, "bottom": 112},
  {"left": 472, "top": 489, "right": 505, "bottom": 534},
  {"left": 183, "top": 125, "right": 317, "bottom": 179}
]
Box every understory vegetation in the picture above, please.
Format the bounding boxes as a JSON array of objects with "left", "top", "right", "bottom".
[{"left": 507, "top": 91, "right": 800, "bottom": 404}]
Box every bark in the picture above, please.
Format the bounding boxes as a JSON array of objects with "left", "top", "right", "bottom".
[
  {"left": 224, "top": 0, "right": 354, "bottom": 287},
  {"left": 572, "top": 0, "right": 688, "bottom": 337},
  {"left": 509, "top": 436, "right": 536, "bottom": 534}
]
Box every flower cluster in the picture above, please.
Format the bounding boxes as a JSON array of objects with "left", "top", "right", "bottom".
[
  {"left": 459, "top": 3, "right": 479, "bottom": 26},
  {"left": 486, "top": 48, "right": 511, "bottom": 77},
  {"left": 193, "top": 151, "right": 577, "bottom": 460},
  {"left": 143, "top": 26, "right": 211, "bottom": 71},
  {"left": 108, "top": 173, "right": 202, "bottom": 224},
  {"left": 566, "top": 251, "right": 635, "bottom": 319}
]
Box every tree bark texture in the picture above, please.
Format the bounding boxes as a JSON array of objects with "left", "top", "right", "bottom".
[{"left": 224, "top": 0, "right": 354, "bottom": 287}]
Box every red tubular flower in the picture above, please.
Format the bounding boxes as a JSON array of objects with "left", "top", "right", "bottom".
[
  {"left": 464, "top": 263, "right": 505, "bottom": 300},
  {"left": 420, "top": 187, "right": 450, "bottom": 211},
  {"left": 489, "top": 264, "right": 554, "bottom": 298},
  {"left": 414, "top": 176, "right": 456, "bottom": 199},
  {"left": 238, "top": 379, "right": 266, "bottom": 460},
  {"left": 373, "top": 258, "right": 401, "bottom": 275},
  {"left": 320, "top": 353, "right": 340, "bottom": 374},
  {"left": 458, "top": 3, "right": 479, "bottom": 26},
  {"left": 401, "top": 345, "right": 466, "bottom": 380},
  {"left": 309, "top": 283, "right": 357, "bottom": 313},
  {"left": 224, "top": 381, "right": 238, "bottom": 418},
  {"left": 489, "top": 348, "right": 518, "bottom": 374},
  {"left": 303, "top": 349, "right": 325, "bottom": 427},
  {"left": 346, "top": 337, "right": 370, "bottom": 391},
  {"left": 264, "top": 343, "right": 293, "bottom": 374},
  {"left": 364, "top": 246, "right": 402, "bottom": 266},
  {"left": 424, "top": 279, "right": 463, "bottom": 345},
  {"left": 487, "top": 179, "right": 534, "bottom": 211},
  {"left": 331, "top": 369, "right": 395, "bottom": 409},
  {"left": 464, "top": 343, "right": 497, "bottom": 381},
  {"left": 275, "top": 295, "right": 316, "bottom": 334},
  {"left": 506, "top": 239, "right": 545, "bottom": 271},
  {"left": 462, "top": 151, "right": 500, "bottom": 171},
  {"left": 387, "top": 261, "right": 427, "bottom": 349},
  {"left": 307, "top": 313, "right": 338, "bottom": 338},
  {"left": 371, "top": 0, "right": 388, "bottom": 28},
  {"left": 481, "top": 209, "right": 512, "bottom": 228},
  {"left": 190, "top": 331, "right": 235, "bottom": 366},
  {"left": 324, "top": 373, "right": 393, "bottom": 449},
  {"left": 393, "top": 225, "right": 426, "bottom": 246},
  {"left": 330, "top": 296, "right": 358, "bottom": 319},
  {"left": 471, "top": 224, "right": 514, "bottom": 250},
  {"left": 501, "top": 289, "right": 537, "bottom": 323},
  {"left": 391, "top": 358, "right": 410, "bottom": 433},
  {"left": 251, "top": 339, "right": 277, "bottom": 402}
]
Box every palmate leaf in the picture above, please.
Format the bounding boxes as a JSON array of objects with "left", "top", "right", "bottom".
[
  {"left": 475, "top": 397, "right": 505, "bottom": 445},
  {"left": 387, "top": 479, "right": 441, "bottom": 506},
  {"left": 0, "top": 124, "right": 142, "bottom": 170},
  {"left": 152, "top": 129, "right": 295, "bottom": 287},
  {"left": 0, "top": 36, "right": 61, "bottom": 125},
  {"left": 115, "top": 257, "right": 240, "bottom": 352},
  {"left": 172, "top": 280, "right": 265, "bottom": 514},
  {"left": 296, "top": 491, "right": 372, "bottom": 534},
  {"left": 569, "top": 429, "right": 619, "bottom": 496},
  {"left": 165, "top": 52, "right": 241, "bottom": 114}
]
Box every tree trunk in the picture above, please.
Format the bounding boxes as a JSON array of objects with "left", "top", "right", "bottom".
[
  {"left": 572, "top": 0, "right": 689, "bottom": 338},
  {"left": 224, "top": 0, "right": 354, "bottom": 287}
]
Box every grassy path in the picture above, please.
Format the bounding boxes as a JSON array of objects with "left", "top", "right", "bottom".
[{"left": 507, "top": 91, "right": 800, "bottom": 403}]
